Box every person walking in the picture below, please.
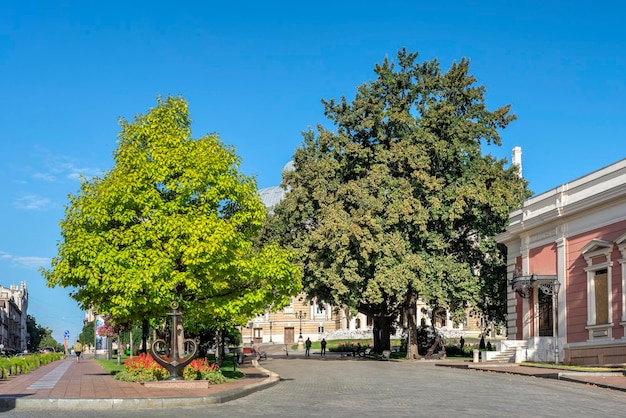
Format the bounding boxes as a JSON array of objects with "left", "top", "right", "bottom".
[
  {"left": 305, "top": 337, "right": 312, "bottom": 357},
  {"left": 73, "top": 340, "right": 83, "bottom": 363},
  {"left": 320, "top": 338, "right": 327, "bottom": 357}
]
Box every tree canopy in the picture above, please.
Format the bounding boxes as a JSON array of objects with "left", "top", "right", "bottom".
[
  {"left": 44, "top": 96, "right": 301, "bottom": 327},
  {"left": 262, "top": 49, "right": 530, "bottom": 351}
]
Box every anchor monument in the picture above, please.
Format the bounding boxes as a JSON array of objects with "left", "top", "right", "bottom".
[{"left": 150, "top": 301, "right": 198, "bottom": 380}]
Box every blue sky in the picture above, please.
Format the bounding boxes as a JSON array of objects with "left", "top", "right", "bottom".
[{"left": 1, "top": 1, "right": 624, "bottom": 344}]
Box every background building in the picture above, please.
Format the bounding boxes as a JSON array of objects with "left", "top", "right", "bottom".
[{"left": 0, "top": 281, "right": 28, "bottom": 353}]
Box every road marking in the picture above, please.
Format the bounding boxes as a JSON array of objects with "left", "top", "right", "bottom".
[{"left": 27, "top": 360, "right": 73, "bottom": 389}]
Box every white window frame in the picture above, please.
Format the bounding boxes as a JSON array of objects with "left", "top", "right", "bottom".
[
  {"left": 615, "top": 232, "right": 626, "bottom": 336},
  {"left": 582, "top": 239, "right": 613, "bottom": 341}
]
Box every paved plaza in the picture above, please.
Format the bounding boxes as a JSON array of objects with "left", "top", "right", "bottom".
[{"left": 1, "top": 348, "right": 625, "bottom": 417}]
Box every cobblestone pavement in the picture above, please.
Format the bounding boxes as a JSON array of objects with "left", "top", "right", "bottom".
[{"left": 3, "top": 355, "right": 625, "bottom": 418}]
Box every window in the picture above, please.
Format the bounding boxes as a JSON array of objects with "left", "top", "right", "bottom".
[
  {"left": 315, "top": 303, "right": 325, "bottom": 316},
  {"left": 582, "top": 239, "right": 613, "bottom": 340},
  {"left": 594, "top": 269, "right": 609, "bottom": 324},
  {"left": 317, "top": 326, "right": 324, "bottom": 333},
  {"left": 284, "top": 298, "right": 294, "bottom": 314}
]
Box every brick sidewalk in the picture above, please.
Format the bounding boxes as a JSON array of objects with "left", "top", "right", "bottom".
[
  {"left": 0, "top": 356, "right": 276, "bottom": 410},
  {"left": 437, "top": 361, "right": 626, "bottom": 392}
]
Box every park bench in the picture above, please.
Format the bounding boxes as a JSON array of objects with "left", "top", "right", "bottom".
[
  {"left": 252, "top": 346, "right": 267, "bottom": 360},
  {"left": 240, "top": 346, "right": 266, "bottom": 361}
]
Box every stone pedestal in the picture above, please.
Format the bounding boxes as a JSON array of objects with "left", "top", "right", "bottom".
[{"left": 473, "top": 349, "right": 480, "bottom": 363}]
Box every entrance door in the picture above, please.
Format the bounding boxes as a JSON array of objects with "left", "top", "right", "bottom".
[
  {"left": 538, "top": 289, "right": 553, "bottom": 336},
  {"left": 284, "top": 327, "right": 294, "bottom": 344},
  {"left": 253, "top": 328, "right": 263, "bottom": 344}
]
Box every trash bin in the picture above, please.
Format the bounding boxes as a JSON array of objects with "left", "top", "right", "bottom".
[{"left": 237, "top": 351, "right": 244, "bottom": 364}]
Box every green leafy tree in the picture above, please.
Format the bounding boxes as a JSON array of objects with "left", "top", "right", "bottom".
[
  {"left": 262, "top": 49, "right": 530, "bottom": 354},
  {"left": 38, "top": 329, "right": 61, "bottom": 351},
  {"left": 44, "top": 96, "right": 301, "bottom": 343},
  {"left": 26, "top": 315, "right": 48, "bottom": 352},
  {"left": 78, "top": 320, "right": 95, "bottom": 348}
]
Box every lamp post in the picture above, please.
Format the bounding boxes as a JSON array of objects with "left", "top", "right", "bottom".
[
  {"left": 553, "top": 280, "right": 561, "bottom": 366},
  {"left": 269, "top": 321, "right": 273, "bottom": 343},
  {"left": 93, "top": 312, "right": 98, "bottom": 359},
  {"left": 296, "top": 311, "right": 306, "bottom": 340}
]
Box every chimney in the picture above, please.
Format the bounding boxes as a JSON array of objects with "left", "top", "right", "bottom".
[{"left": 512, "top": 146, "right": 522, "bottom": 177}]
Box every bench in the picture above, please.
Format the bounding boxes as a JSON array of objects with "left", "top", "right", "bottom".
[
  {"left": 252, "top": 346, "right": 267, "bottom": 360},
  {"left": 241, "top": 346, "right": 267, "bottom": 361}
]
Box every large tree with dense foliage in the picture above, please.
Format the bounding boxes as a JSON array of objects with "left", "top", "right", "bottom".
[
  {"left": 44, "top": 96, "right": 301, "bottom": 341},
  {"left": 262, "top": 49, "right": 530, "bottom": 354}
]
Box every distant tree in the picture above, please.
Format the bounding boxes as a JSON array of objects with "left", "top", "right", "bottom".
[
  {"left": 39, "top": 329, "right": 60, "bottom": 351},
  {"left": 26, "top": 315, "right": 47, "bottom": 352},
  {"left": 79, "top": 321, "right": 95, "bottom": 348},
  {"left": 43, "top": 96, "right": 301, "bottom": 347},
  {"left": 262, "top": 49, "right": 530, "bottom": 355}
]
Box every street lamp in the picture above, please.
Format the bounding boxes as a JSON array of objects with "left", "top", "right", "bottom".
[
  {"left": 553, "top": 280, "right": 561, "bottom": 366},
  {"left": 296, "top": 311, "right": 306, "bottom": 340},
  {"left": 269, "top": 321, "right": 273, "bottom": 343}
]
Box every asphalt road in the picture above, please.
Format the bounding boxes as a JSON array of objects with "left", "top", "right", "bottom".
[{"left": 3, "top": 357, "right": 625, "bottom": 417}]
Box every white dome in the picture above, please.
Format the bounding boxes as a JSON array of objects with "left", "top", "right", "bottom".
[{"left": 282, "top": 160, "right": 295, "bottom": 174}]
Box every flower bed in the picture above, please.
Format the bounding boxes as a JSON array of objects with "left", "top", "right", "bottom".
[{"left": 114, "top": 353, "right": 226, "bottom": 383}]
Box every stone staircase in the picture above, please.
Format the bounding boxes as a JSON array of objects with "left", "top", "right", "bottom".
[
  {"left": 486, "top": 346, "right": 517, "bottom": 363},
  {"left": 483, "top": 340, "right": 528, "bottom": 363}
]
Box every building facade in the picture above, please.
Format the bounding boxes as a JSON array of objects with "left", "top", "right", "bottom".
[
  {"left": 0, "top": 282, "right": 28, "bottom": 353},
  {"left": 497, "top": 158, "right": 626, "bottom": 365}
]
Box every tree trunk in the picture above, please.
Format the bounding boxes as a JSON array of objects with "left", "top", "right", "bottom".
[
  {"left": 214, "top": 330, "right": 222, "bottom": 366},
  {"left": 373, "top": 316, "right": 392, "bottom": 353},
  {"left": 107, "top": 335, "right": 112, "bottom": 360},
  {"left": 407, "top": 292, "right": 419, "bottom": 359},
  {"left": 117, "top": 334, "right": 121, "bottom": 365},
  {"left": 141, "top": 319, "right": 149, "bottom": 354}
]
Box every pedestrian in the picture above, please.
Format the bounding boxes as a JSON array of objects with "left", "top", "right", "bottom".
[
  {"left": 305, "top": 337, "right": 312, "bottom": 357},
  {"left": 320, "top": 338, "right": 327, "bottom": 357},
  {"left": 459, "top": 336, "right": 465, "bottom": 349},
  {"left": 73, "top": 339, "right": 83, "bottom": 363}
]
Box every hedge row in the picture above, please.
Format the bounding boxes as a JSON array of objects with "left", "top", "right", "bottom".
[{"left": 0, "top": 353, "right": 65, "bottom": 379}]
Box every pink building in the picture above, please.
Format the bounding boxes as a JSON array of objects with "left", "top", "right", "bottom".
[{"left": 497, "top": 157, "right": 626, "bottom": 365}]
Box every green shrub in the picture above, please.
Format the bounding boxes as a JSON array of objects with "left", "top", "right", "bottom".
[{"left": 328, "top": 341, "right": 370, "bottom": 353}]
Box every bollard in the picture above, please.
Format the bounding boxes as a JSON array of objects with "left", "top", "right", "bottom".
[{"left": 473, "top": 349, "right": 479, "bottom": 363}]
